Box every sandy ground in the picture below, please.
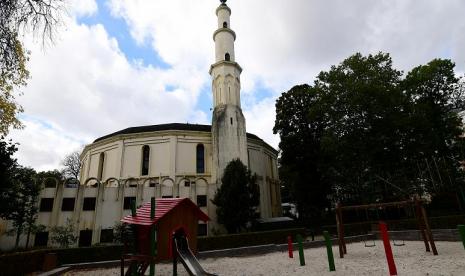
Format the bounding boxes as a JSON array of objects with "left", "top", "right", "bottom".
[{"left": 66, "top": 241, "right": 465, "bottom": 276}]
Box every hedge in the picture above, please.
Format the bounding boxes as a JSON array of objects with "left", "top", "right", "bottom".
[
  {"left": 0, "top": 245, "right": 124, "bottom": 275},
  {"left": 0, "top": 228, "right": 304, "bottom": 275},
  {"left": 197, "top": 228, "right": 306, "bottom": 251}
]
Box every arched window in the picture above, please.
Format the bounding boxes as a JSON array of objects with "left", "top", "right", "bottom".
[
  {"left": 141, "top": 145, "right": 150, "bottom": 176},
  {"left": 225, "top": 53, "right": 230, "bottom": 61},
  {"left": 223, "top": 22, "right": 228, "bottom": 28},
  {"left": 196, "top": 144, "right": 205, "bottom": 174},
  {"left": 97, "top": 152, "right": 105, "bottom": 180}
]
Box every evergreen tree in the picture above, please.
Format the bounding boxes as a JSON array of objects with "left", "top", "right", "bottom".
[{"left": 212, "top": 159, "right": 260, "bottom": 233}]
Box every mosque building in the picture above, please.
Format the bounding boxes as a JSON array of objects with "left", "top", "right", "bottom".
[{"left": 0, "top": 0, "right": 281, "bottom": 250}]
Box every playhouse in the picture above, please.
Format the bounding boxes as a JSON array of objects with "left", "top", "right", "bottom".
[{"left": 121, "top": 198, "right": 209, "bottom": 260}]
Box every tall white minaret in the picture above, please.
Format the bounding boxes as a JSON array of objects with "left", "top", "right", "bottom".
[{"left": 210, "top": 0, "right": 248, "bottom": 183}]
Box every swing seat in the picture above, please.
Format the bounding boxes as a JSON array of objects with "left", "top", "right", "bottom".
[
  {"left": 393, "top": 240, "right": 405, "bottom": 246},
  {"left": 363, "top": 235, "right": 376, "bottom": 247},
  {"left": 364, "top": 240, "right": 376, "bottom": 247}
]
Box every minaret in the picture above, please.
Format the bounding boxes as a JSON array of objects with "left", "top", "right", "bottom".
[{"left": 210, "top": 0, "right": 248, "bottom": 183}]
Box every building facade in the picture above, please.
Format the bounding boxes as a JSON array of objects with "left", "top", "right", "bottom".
[{"left": 0, "top": 1, "right": 281, "bottom": 250}]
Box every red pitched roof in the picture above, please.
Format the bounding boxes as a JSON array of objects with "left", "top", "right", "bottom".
[{"left": 121, "top": 198, "right": 209, "bottom": 226}]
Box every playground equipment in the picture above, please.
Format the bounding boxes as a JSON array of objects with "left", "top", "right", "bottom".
[
  {"left": 120, "top": 197, "right": 210, "bottom": 276},
  {"left": 459, "top": 225, "right": 465, "bottom": 250},
  {"left": 335, "top": 196, "right": 438, "bottom": 258},
  {"left": 172, "top": 229, "right": 217, "bottom": 276},
  {"left": 379, "top": 222, "right": 397, "bottom": 276},
  {"left": 287, "top": 236, "right": 294, "bottom": 258},
  {"left": 296, "top": 234, "right": 305, "bottom": 266},
  {"left": 322, "top": 231, "right": 336, "bottom": 272}
]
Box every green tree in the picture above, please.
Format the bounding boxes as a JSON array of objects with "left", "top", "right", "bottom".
[
  {"left": 274, "top": 84, "right": 329, "bottom": 225},
  {"left": 274, "top": 53, "right": 465, "bottom": 218},
  {"left": 7, "top": 166, "right": 41, "bottom": 248},
  {"left": 50, "top": 218, "right": 77, "bottom": 248},
  {"left": 212, "top": 159, "right": 260, "bottom": 233},
  {"left": 0, "top": 136, "right": 18, "bottom": 219},
  {"left": 0, "top": 0, "right": 64, "bottom": 135},
  {"left": 402, "top": 59, "right": 465, "bottom": 193}
]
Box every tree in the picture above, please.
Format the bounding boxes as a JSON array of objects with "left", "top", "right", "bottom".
[
  {"left": 0, "top": 0, "right": 64, "bottom": 135},
  {"left": 61, "top": 151, "right": 81, "bottom": 180},
  {"left": 274, "top": 84, "right": 329, "bottom": 225},
  {"left": 212, "top": 159, "right": 260, "bottom": 233},
  {"left": 50, "top": 218, "right": 77, "bottom": 248},
  {"left": 7, "top": 166, "right": 41, "bottom": 248},
  {"left": 0, "top": 136, "right": 18, "bottom": 219},
  {"left": 274, "top": 53, "right": 465, "bottom": 220},
  {"left": 36, "top": 169, "right": 64, "bottom": 188}
]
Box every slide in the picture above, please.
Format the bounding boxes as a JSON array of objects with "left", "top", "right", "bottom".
[{"left": 174, "top": 235, "right": 217, "bottom": 276}]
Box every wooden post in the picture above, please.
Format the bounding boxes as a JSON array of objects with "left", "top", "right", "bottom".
[
  {"left": 336, "top": 203, "right": 347, "bottom": 254},
  {"left": 414, "top": 197, "right": 430, "bottom": 252},
  {"left": 420, "top": 205, "right": 438, "bottom": 255},
  {"left": 379, "top": 222, "right": 397, "bottom": 276},
  {"left": 458, "top": 225, "right": 465, "bottom": 250},
  {"left": 121, "top": 256, "right": 124, "bottom": 276},
  {"left": 339, "top": 208, "right": 347, "bottom": 254},
  {"left": 150, "top": 197, "right": 156, "bottom": 276},
  {"left": 323, "top": 231, "right": 336, "bottom": 272},
  {"left": 296, "top": 234, "right": 305, "bottom": 266},
  {"left": 287, "top": 236, "right": 294, "bottom": 258},
  {"left": 335, "top": 203, "right": 344, "bottom": 258}
]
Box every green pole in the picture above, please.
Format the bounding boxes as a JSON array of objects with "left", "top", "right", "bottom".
[
  {"left": 296, "top": 234, "right": 305, "bottom": 266},
  {"left": 150, "top": 198, "right": 156, "bottom": 276},
  {"left": 458, "top": 225, "right": 465, "bottom": 250},
  {"left": 323, "top": 231, "right": 336, "bottom": 272}
]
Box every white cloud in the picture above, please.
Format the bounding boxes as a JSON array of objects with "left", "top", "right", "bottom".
[
  {"left": 67, "top": 0, "right": 98, "bottom": 17},
  {"left": 8, "top": 0, "right": 465, "bottom": 169},
  {"left": 243, "top": 97, "right": 279, "bottom": 149}
]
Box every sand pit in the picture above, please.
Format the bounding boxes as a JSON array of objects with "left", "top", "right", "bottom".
[{"left": 66, "top": 241, "right": 465, "bottom": 275}]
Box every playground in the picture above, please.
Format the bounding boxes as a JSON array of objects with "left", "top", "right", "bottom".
[
  {"left": 102, "top": 196, "right": 465, "bottom": 276},
  {"left": 67, "top": 240, "right": 464, "bottom": 275}
]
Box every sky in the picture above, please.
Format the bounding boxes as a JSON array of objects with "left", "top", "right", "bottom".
[{"left": 8, "top": 0, "right": 465, "bottom": 171}]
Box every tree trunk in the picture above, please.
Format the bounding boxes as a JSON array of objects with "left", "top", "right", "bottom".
[
  {"left": 26, "top": 225, "right": 31, "bottom": 248},
  {"left": 15, "top": 225, "right": 22, "bottom": 249}
]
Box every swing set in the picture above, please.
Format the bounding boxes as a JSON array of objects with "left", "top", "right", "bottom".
[{"left": 335, "top": 196, "right": 438, "bottom": 258}]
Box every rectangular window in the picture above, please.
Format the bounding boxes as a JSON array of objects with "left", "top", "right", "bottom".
[
  {"left": 198, "top": 223, "right": 207, "bottom": 236},
  {"left": 61, "top": 198, "right": 75, "bottom": 211},
  {"left": 39, "top": 198, "right": 54, "bottom": 212},
  {"left": 34, "top": 232, "right": 49, "bottom": 247},
  {"left": 123, "top": 197, "right": 136, "bottom": 210},
  {"left": 78, "top": 230, "right": 93, "bottom": 247},
  {"left": 149, "top": 182, "right": 158, "bottom": 187},
  {"left": 184, "top": 180, "right": 191, "bottom": 187},
  {"left": 197, "top": 195, "right": 207, "bottom": 207},
  {"left": 100, "top": 229, "right": 114, "bottom": 243},
  {"left": 83, "top": 197, "right": 96, "bottom": 211}
]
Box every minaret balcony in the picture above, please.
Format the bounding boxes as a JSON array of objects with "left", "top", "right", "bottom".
[
  {"left": 213, "top": 28, "right": 236, "bottom": 41},
  {"left": 209, "top": 60, "right": 242, "bottom": 75}
]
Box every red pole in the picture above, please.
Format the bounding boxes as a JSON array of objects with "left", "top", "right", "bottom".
[
  {"left": 379, "top": 222, "right": 397, "bottom": 276},
  {"left": 287, "top": 236, "right": 294, "bottom": 258}
]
